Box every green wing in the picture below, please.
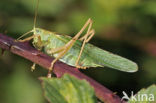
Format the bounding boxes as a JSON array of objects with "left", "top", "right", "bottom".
[{"left": 85, "top": 43, "right": 138, "bottom": 72}]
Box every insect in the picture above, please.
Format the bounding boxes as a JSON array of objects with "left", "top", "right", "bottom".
[{"left": 17, "top": 0, "right": 138, "bottom": 78}]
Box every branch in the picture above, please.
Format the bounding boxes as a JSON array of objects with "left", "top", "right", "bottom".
[{"left": 0, "top": 33, "right": 125, "bottom": 103}]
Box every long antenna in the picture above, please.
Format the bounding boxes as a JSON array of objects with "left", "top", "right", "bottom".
[
  {"left": 33, "top": 0, "right": 39, "bottom": 29},
  {"left": 16, "top": 0, "right": 39, "bottom": 40}
]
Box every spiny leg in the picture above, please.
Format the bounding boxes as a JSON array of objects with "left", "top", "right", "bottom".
[
  {"left": 17, "top": 30, "right": 33, "bottom": 40},
  {"left": 75, "top": 19, "right": 95, "bottom": 68},
  {"left": 47, "top": 49, "right": 67, "bottom": 78},
  {"left": 47, "top": 21, "right": 90, "bottom": 77},
  {"left": 47, "top": 37, "right": 81, "bottom": 78},
  {"left": 75, "top": 30, "right": 95, "bottom": 69},
  {"left": 79, "top": 19, "right": 92, "bottom": 41},
  {"left": 72, "top": 18, "right": 92, "bottom": 40},
  {"left": 63, "top": 18, "right": 93, "bottom": 52},
  {"left": 31, "top": 63, "right": 36, "bottom": 72},
  {"left": 46, "top": 46, "right": 66, "bottom": 77},
  {"left": 79, "top": 29, "right": 95, "bottom": 42},
  {"left": 17, "top": 35, "right": 37, "bottom": 42},
  {"left": 46, "top": 45, "right": 67, "bottom": 78},
  {"left": 47, "top": 18, "right": 94, "bottom": 77},
  {"left": 47, "top": 37, "right": 80, "bottom": 78},
  {"left": 65, "top": 19, "right": 93, "bottom": 68},
  {"left": 86, "top": 30, "right": 95, "bottom": 42}
]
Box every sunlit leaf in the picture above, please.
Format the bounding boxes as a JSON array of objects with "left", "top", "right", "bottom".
[{"left": 40, "top": 74, "right": 97, "bottom": 103}]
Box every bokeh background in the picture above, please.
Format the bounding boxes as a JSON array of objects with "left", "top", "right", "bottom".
[{"left": 0, "top": 0, "right": 156, "bottom": 103}]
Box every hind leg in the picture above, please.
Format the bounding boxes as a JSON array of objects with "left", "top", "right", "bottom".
[
  {"left": 75, "top": 30, "right": 95, "bottom": 69},
  {"left": 75, "top": 18, "right": 95, "bottom": 68},
  {"left": 47, "top": 18, "right": 95, "bottom": 77}
]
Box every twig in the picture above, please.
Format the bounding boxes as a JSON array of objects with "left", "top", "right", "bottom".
[{"left": 0, "top": 33, "right": 125, "bottom": 103}]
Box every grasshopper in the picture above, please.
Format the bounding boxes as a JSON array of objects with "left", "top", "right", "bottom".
[{"left": 17, "top": 0, "right": 138, "bottom": 78}]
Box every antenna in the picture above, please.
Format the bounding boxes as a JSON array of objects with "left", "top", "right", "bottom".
[
  {"left": 33, "top": 0, "right": 39, "bottom": 29},
  {"left": 17, "top": 0, "right": 39, "bottom": 40}
]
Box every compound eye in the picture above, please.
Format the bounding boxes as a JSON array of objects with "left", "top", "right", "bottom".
[{"left": 36, "top": 29, "right": 40, "bottom": 33}]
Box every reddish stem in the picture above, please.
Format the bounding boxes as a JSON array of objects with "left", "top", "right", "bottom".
[{"left": 0, "top": 33, "right": 126, "bottom": 103}]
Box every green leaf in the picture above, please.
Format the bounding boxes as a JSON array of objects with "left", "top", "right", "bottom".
[
  {"left": 128, "top": 85, "right": 156, "bottom": 103},
  {"left": 40, "top": 74, "right": 97, "bottom": 103}
]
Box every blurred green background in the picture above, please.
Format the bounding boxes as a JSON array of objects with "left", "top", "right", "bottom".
[{"left": 0, "top": 0, "right": 156, "bottom": 103}]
